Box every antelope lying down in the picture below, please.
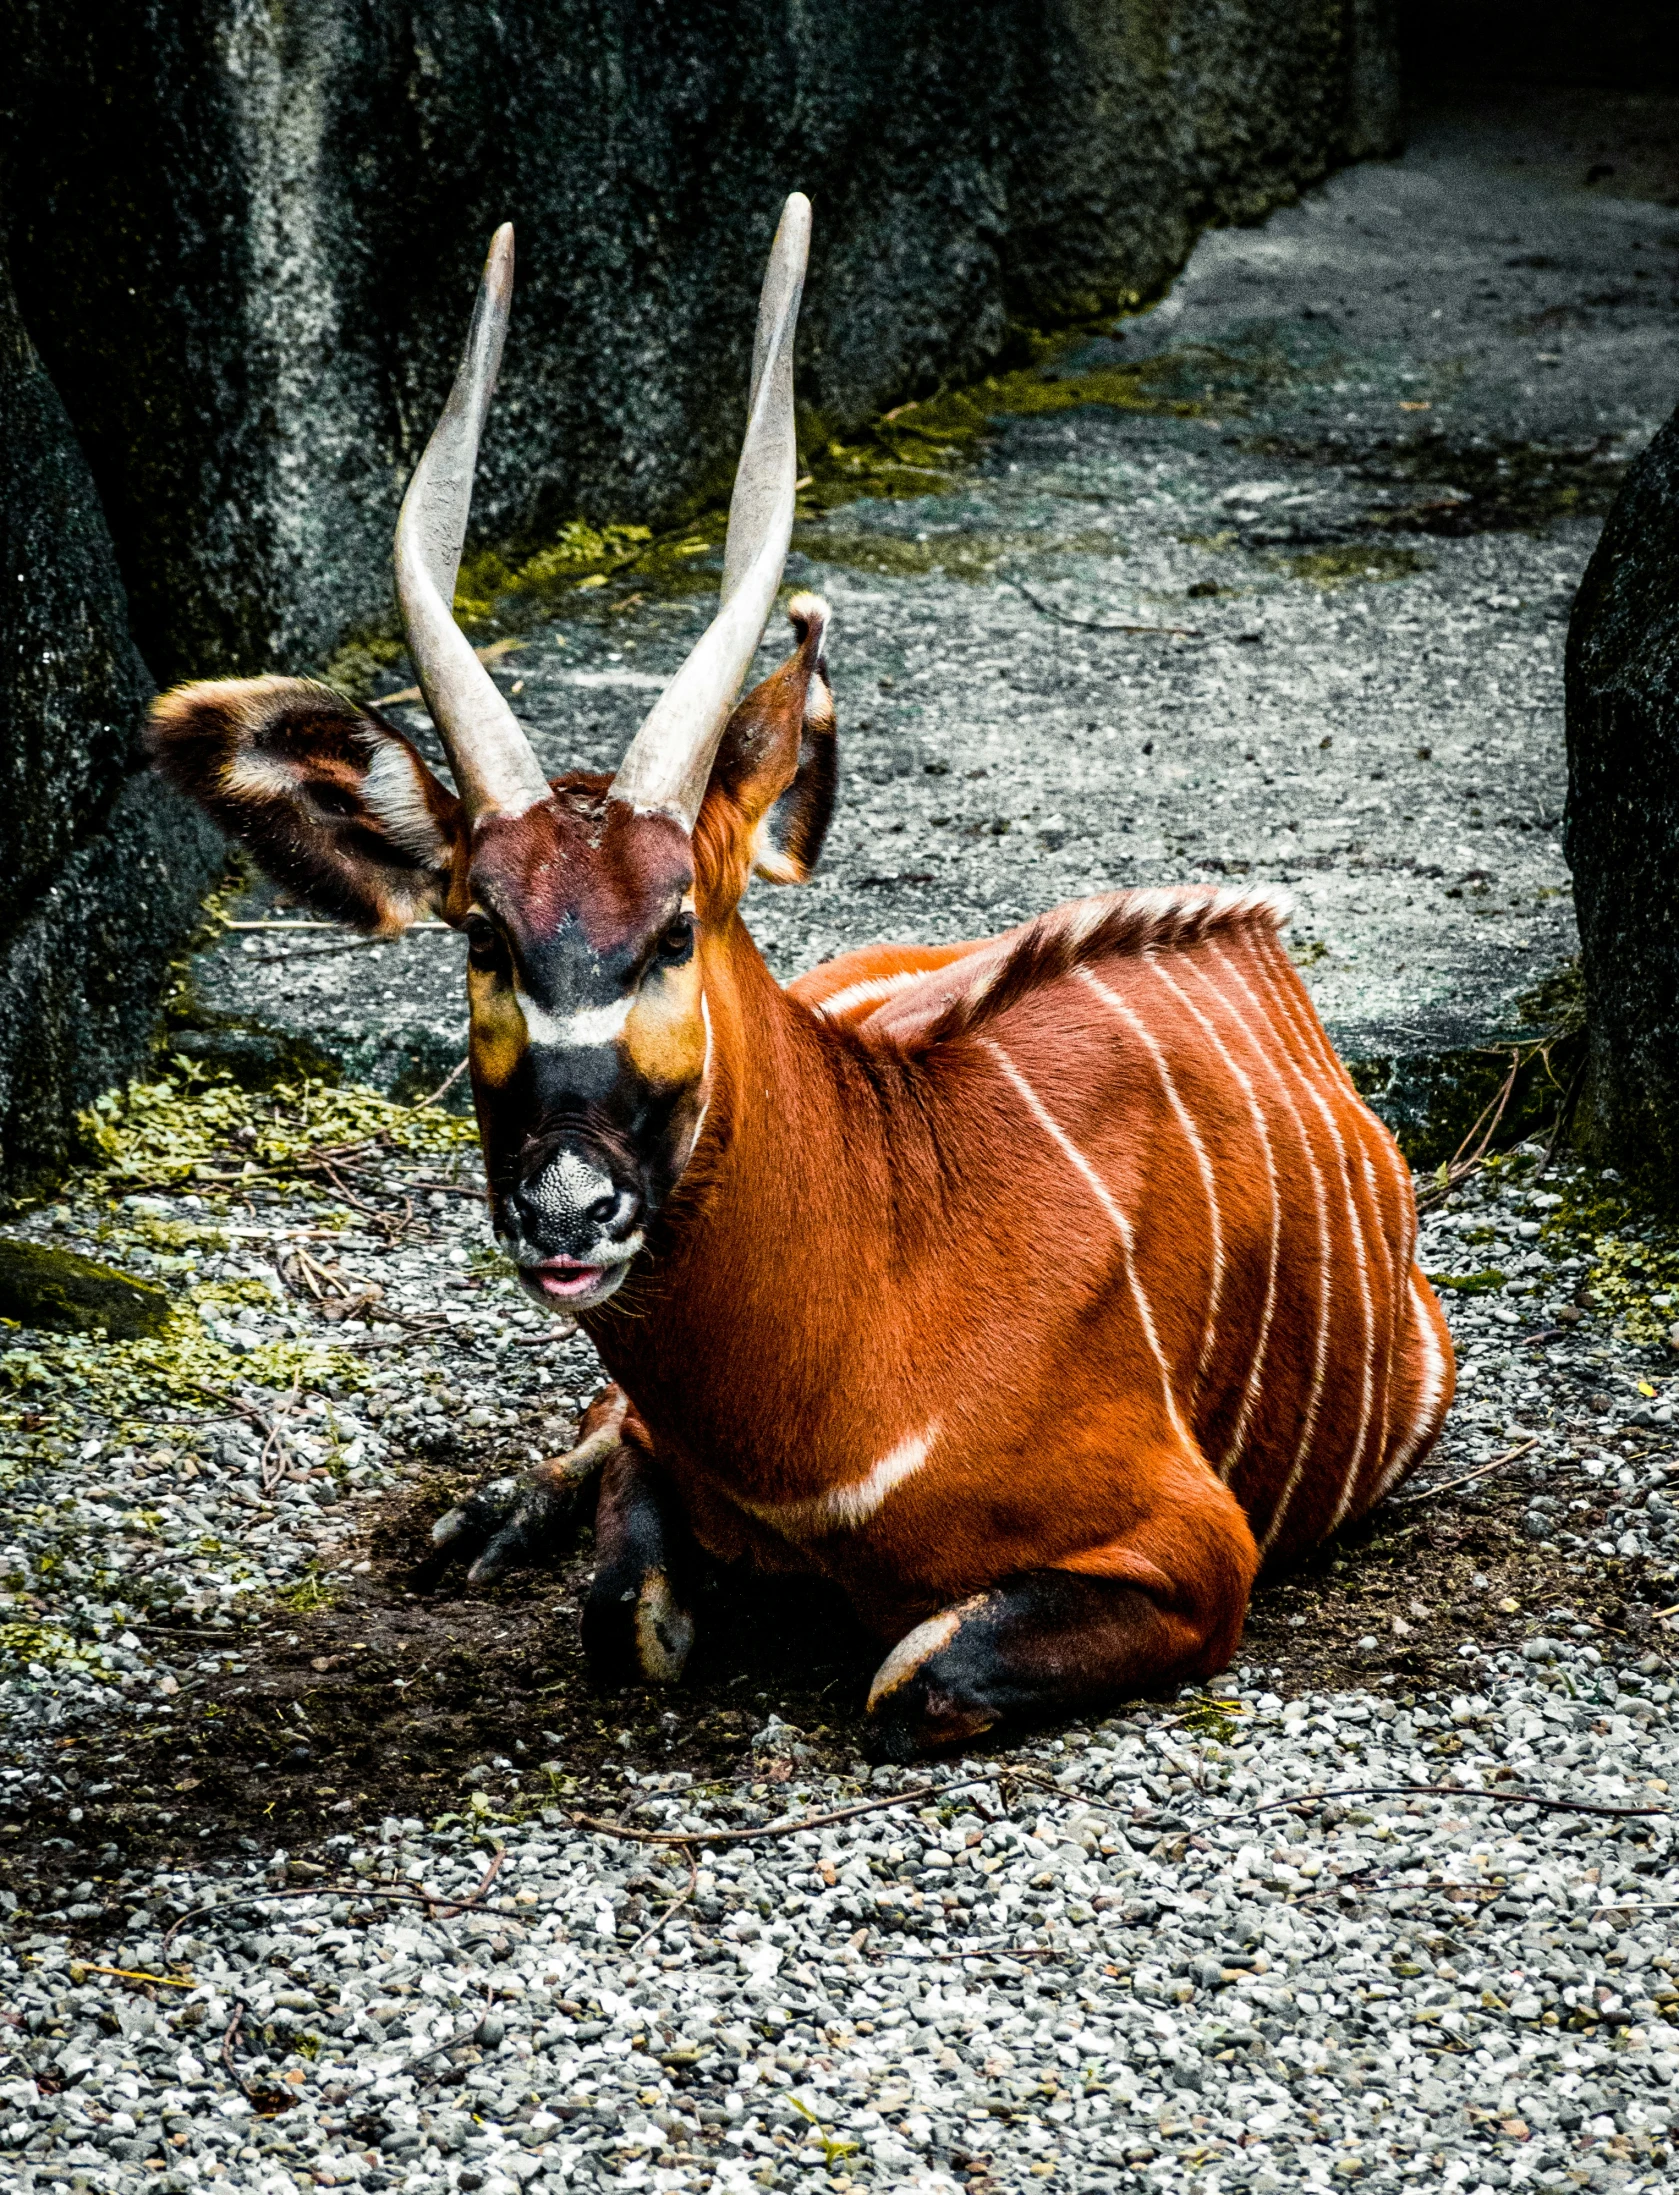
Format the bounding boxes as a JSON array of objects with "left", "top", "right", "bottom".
[{"left": 149, "top": 200, "right": 1454, "bottom": 1756}]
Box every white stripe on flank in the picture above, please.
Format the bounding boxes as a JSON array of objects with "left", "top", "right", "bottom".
[
  {"left": 1179, "top": 950, "right": 1332, "bottom": 1559},
  {"left": 1249, "top": 935, "right": 1411, "bottom": 1522},
  {"left": 1374, "top": 1270, "right": 1451, "bottom": 1498},
  {"left": 516, "top": 984, "right": 632, "bottom": 1049},
  {"left": 811, "top": 970, "right": 928, "bottom": 1022},
  {"left": 1079, "top": 965, "right": 1226, "bottom": 1405},
  {"left": 1144, "top": 956, "right": 1280, "bottom": 1482},
  {"left": 747, "top": 1423, "right": 940, "bottom": 1537},
  {"left": 985, "top": 1039, "right": 1192, "bottom": 1450},
  {"left": 1229, "top": 942, "right": 1377, "bottom": 1536}
]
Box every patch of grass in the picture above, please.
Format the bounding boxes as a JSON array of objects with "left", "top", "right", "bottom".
[
  {"left": 1424, "top": 1267, "right": 1509, "bottom": 1296},
  {"left": 275, "top": 1570, "right": 338, "bottom": 1616},
  {"left": 1268, "top": 543, "right": 1429, "bottom": 588},
  {"left": 75, "top": 1062, "right": 476, "bottom": 1190}
]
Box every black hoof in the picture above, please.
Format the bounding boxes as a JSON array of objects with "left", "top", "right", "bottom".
[{"left": 429, "top": 1465, "right": 589, "bottom": 1585}]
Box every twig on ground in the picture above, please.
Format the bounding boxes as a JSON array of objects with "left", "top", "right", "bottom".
[
  {"left": 405, "top": 2018, "right": 493, "bottom": 2082},
  {"left": 68, "top": 1962, "right": 195, "bottom": 1989},
  {"left": 1401, "top": 1437, "right": 1538, "bottom": 1505},
  {"left": 1532, "top": 1055, "right": 1587, "bottom": 1182},
  {"left": 1415, "top": 1048, "right": 1526, "bottom": 1212},
  {"left": 224, "top": 920, "right": 451, "bottom": 933},
  {"left": 1222, "top": 1782, "right": 1668, "bottom": 1826},
  {"left": 569, "top": 1781, "right": 964, "bottom": 1849},
  {"left": 1001, "top": 570, "right": 1200, "bottom": 637},
  {"left": 221, "top": 2002, "right": 259, "bottom": 2106},
  {"left": 415, "top": 1057, "right": 470, "bottom": 1110},
  {"left": 162, "top": 1845, "right": 506, "bottom": 1956},
  {"left": 628, "top": 1848, "right": 700, "bottom": 1953}
]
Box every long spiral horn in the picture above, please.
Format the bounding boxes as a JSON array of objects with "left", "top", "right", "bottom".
[
  {"left": 608, "top": 193, "right": 811, "bottom": 830},
  {"left": 393, "top": 224, "right": 552, "bottom": 821}
]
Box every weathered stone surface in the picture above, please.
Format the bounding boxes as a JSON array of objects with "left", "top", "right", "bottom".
[
  {"left": 0, "top": 248, "right": 223, "bottom": 1194},
  {"left": 0, "top": 1236, "right": 171, "bottom": 1340},
  {"left": 183, "top": 90, "right": 1677, "bottom": 1166},
  {"left": 1565, "top": 403, "right": 1679, "bottom": 1192},
  {"left": 2, "top": 0, "right": 1396, "bottom": 684}
]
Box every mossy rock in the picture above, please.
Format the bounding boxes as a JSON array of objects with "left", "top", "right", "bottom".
[{"left": 0, "top": 1236, "right": 171, "bottom": 1338}]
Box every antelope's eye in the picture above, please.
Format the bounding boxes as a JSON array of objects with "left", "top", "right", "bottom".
[
  {"left": 464, "top": 915, "right": 503, "bottom": 970},
  {"left": 654, "top": 914, "right": 695, "bottom": 968}
]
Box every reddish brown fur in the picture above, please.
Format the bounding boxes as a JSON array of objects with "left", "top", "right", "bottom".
[
  {"left": 589, "top": 878, "right": 1452, "bottom": 1659},
  {"left": 147, "top": 597, "right": 1453, "bottom": 1742}
]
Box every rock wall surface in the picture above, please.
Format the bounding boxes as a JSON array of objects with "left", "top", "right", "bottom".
[
  {"left": 2, "top": 0, "right": 1397, "bottom": 685},
  {"left": 0, "top": 251, "right": 222, "bottom": 1195},
  {"left": 1565, "top": 404, "right": 1679, "bottom": 1194}
]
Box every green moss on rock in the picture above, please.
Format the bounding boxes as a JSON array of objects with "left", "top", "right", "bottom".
[{"left": 0, "top": 1237, "right": 170, "bottom": 1339}]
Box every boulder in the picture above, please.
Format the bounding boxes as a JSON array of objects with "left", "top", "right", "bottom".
[
  {"left": 0, "top": 247, "right": 222, "bottom": 1194},
  {"left": 1564, "top": 402, "right": 1679, "bottom": 1190},
  {"left": 0, "top": 1237, "right": 171, "bottom": 1340},
  {"left": 3, "top": 0, "right": 1399, "bottom": 682}
]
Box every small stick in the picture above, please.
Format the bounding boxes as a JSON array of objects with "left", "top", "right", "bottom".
[
  {"left": 221, "top": 2002, "right": 260, "bottom": 2106},
  {"left": 570, "top": 1779, "right": 979, "bottom": 1850},
  {"left": 1221, "top": 1782, "right": 1668, "bottom": 1826},
  {"left": 163, "top": 1845, "right": 506, "bottom": 1955},
  {"left": 415, "top": 1057, "right": 471, "bottom": 1110},
  {"left": 1001, "top": 571, "right": 1200, "bottom": 637},
  {"left": 224, "top": 920, "right": 450, "bottom": 933},
  {"left": 69, "top": 1962, "right": 195, "bottom": 1989},
  {"left": 628, "top": 1848, "right": 700, "bottom": 1953},
  {"left": 1402, "top": 1437, "right": 1538, "bottom": 1505},
  {"left": 405, "top": 2017, "right": 492, "bottom": 2081}
]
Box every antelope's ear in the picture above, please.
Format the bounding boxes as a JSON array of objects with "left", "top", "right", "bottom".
[
  {"left": 694, "top": 594, "right": 836, "bottom": 912},
  {"left": 146, "top": 676, "right": 466, "bottom": 935}
]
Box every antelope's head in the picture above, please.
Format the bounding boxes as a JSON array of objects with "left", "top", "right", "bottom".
[{"left": 148, "top": 200, "right": 835, "bottom": 1311}]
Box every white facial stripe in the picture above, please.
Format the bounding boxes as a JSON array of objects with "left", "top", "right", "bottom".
[
  {"left": 745, "top": 1422, "right": 940, "bottom": 1538},
  {"left": 515, "top": 982, "right": 632, "bottom": 1050}
]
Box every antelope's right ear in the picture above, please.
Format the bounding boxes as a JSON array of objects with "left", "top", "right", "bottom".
[{"left": 146, "top": 676, "right": 467, "bottom": 935}]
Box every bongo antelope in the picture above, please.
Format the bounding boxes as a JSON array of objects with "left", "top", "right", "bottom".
[{"left": 148, "top": 199, "right": 1454, "bottom": 1756}]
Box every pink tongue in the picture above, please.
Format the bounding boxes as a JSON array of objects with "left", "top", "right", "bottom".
[{"left": 538, "top": 1266, "right": 601, "bottom": 1297}]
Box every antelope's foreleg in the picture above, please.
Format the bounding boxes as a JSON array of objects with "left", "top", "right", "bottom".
[
  {"left": 863, "top": 1482, "right": 1258, "bottom": 1759},
  {"left": 430, "top": 1385, "right": 628, "bottom": 1585},
  {"left": 583, "top": 1439, "right": 697, "bottom": 1686}
]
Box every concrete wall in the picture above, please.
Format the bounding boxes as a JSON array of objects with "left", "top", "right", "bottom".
[{"left": 3, "top": 0, "right": 1398, "bottom": 686}]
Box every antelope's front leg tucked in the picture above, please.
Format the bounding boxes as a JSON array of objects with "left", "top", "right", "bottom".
[
  {"left": 431, "top": 1386, "right": 629, "bottom": 1584},
  {"left": 863, "top": 1462, "right": 1258, "bottom": 1759},
  {"left": 583, "top": 1439, "right": 697, "bottom": 1686}
]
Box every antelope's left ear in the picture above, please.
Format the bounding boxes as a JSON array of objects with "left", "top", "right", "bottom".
[
  {"left": 695, "top": 593, "right": 836, "bottom": 907},
  {"left": 146, "top": 676, "right": 465, "bottom": 934}
]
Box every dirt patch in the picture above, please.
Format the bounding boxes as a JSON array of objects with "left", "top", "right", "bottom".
[{"left": 7, "top": 1432, "right": 1673, "bottom": 1929}]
